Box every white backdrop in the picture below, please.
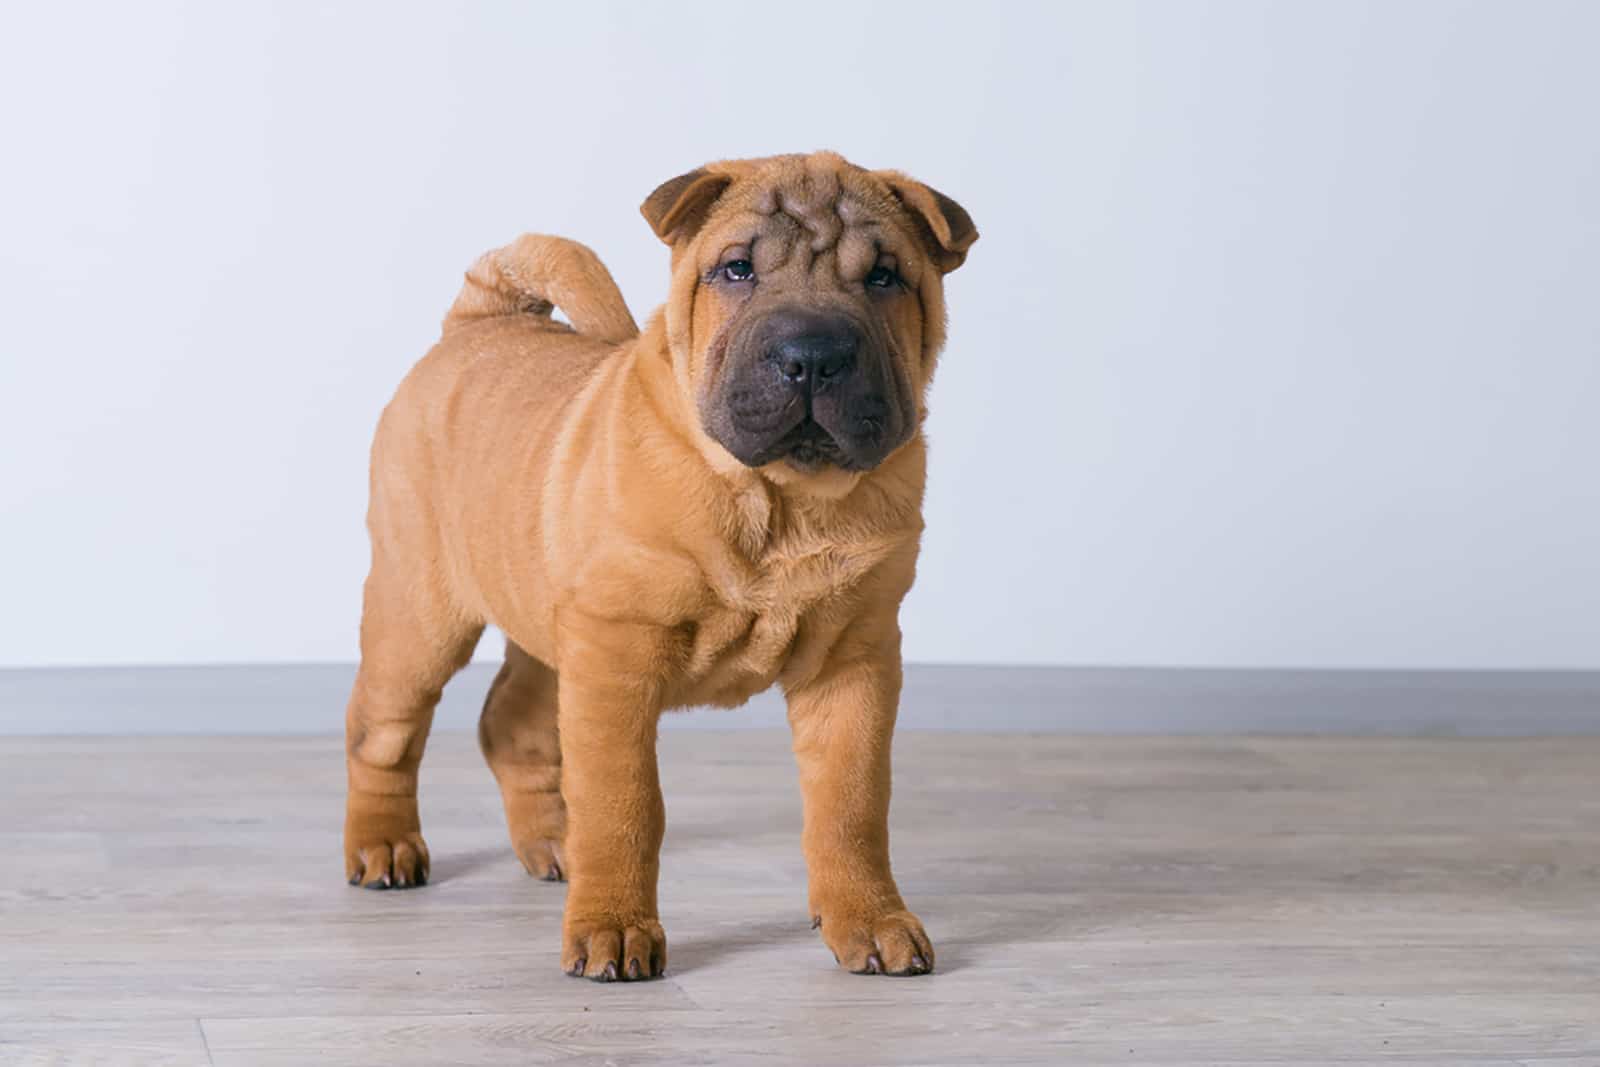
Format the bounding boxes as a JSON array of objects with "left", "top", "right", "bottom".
[{"left": 2, "top": 1, "right": 1597, "bottom": 670}]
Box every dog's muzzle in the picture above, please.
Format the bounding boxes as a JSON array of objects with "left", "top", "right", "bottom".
[{"left": 705, "top": 305, "right": 906, "bottom": 472}]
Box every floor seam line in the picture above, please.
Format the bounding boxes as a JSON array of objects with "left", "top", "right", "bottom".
[{"left": 197, "top": 1018, "right": 215, "bottom": 1066}]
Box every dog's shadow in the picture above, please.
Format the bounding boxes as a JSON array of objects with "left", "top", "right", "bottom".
[
  {"left": 429, "top": 845, "right": 515, "bottom": 886},
  {"left": 668, "top": 915, "right": 817, "bottom": 973},
  {"left": 423, "top": 827, "right": 1065, "bottom": 978}
]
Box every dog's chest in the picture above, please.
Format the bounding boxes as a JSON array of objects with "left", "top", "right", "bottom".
[{"left": 675, "top": 536, "right": 879, "bottom": 707}]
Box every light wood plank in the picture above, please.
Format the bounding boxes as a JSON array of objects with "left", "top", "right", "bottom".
[{"left": 0, "top": 1020, "right": 210, "bottom": 1066}]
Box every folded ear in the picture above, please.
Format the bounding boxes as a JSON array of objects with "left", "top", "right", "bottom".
[
  {"left": 878, "top": 173, "right": 979, "bottom": 273},
  {"left": 640, "top": 167, "right": 734, "bottom": 246}
]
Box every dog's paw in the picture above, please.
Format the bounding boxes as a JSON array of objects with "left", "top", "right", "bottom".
[
  {"left": 344, "top": 830, "right": 430, "bottom": 890},
  {"left": 814, "top": 908, "right": 934, "bottom": 976},
  {"left": 513, "top": 835, "right": 566, "bottom": 882},
  {"left": 562, "top": 916, "right": 667, "bottom": 981},
  {"left": 500, "top": 790, "right": 567, "bottom": 882}
]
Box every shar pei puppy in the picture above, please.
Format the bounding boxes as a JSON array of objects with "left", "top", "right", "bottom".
[{"left": 342, "top": 151, "right": 977, "bottom": 980}]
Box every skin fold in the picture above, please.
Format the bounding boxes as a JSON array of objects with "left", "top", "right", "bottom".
[{"left": 342, "top": 151, "right": 977, "bottom": 980}]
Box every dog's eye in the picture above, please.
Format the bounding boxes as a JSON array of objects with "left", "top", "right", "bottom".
[
  {"left": 721, "top": 259, "right": 755, "bottom": 283},
  {"left": 865, "top": 265, "right": 899, "bottom": 289}
]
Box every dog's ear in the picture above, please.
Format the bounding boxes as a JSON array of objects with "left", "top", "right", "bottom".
[
  {"left": 878, "top": 172, "right": 978, "bottom": 273},
  {"left": 641, "top": 168, "right": 734, "bottom": 246}
]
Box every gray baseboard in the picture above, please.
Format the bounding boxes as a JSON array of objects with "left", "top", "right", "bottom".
[{"left": 0, "top": 663, "right": 1596, "bottom": 736}]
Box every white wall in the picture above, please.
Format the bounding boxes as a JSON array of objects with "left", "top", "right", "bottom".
[{"left": 2, "top": 1, "right": 1596, "bottom": 671}]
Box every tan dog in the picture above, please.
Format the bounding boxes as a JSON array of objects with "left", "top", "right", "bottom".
[{"left": 342, "top": 151, "right": 977, "bottom": 980}]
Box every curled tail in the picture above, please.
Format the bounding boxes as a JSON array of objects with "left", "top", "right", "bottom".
[{"left": 443, "top": 234, "right": 639, "bottom": 344}]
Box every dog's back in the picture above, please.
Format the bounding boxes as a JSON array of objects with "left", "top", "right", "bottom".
[{"left": 361, "top": 235, "right": 638, "bottom": 653}]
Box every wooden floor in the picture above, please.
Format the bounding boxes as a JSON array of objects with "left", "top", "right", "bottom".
[{"left": 3, "top": 732, "right": 1599, "bottom": 1065}]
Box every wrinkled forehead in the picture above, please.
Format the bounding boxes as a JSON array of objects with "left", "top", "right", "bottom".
[{"left": 699, "top": 164, "right": 927, "bottom": 285}]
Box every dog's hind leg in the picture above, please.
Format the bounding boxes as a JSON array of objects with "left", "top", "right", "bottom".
[
  {"left": 479, "top": 640, "right": 567, "bottom": 881},
  {"left": 343, "top": 556, "right": 482, "bottom": 890}
]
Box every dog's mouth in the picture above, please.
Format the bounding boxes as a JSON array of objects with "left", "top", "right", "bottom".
[
  {"left": 778, "top": 420, "right": 847, "bottom": 472},
  {"left": 736, "top": 416, "right": 849, "bottom": 472}
]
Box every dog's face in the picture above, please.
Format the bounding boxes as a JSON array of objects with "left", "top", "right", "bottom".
[{"left": 643, "top": 153, "right": 976, "bottom": 477}]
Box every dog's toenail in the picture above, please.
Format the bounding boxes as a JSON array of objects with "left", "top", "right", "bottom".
[{"left": 627, "top": 958, "right": 641, "bottom": 979}]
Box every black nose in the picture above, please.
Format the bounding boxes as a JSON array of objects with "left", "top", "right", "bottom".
[
  {"left": 774, "top": 335, "right": 855, "bottom": 385},
  {"left": 765, "top": 310, "right": 859, "bottom": 388}
]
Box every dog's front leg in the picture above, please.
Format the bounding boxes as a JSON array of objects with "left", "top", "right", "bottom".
[
  {"left": 786, "top": 620, "right": 934, "bottom": 976},
  {"left": 555, "top": 622, "right": 667, "bottom": 982}
]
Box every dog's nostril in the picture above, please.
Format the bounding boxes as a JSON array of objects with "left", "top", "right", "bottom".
[
  {"left": 816, "top": 353, "right": 849, "bottom": 380},
  {"left": 779, "top": 356, "right": 807, "bottom": 382}
]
